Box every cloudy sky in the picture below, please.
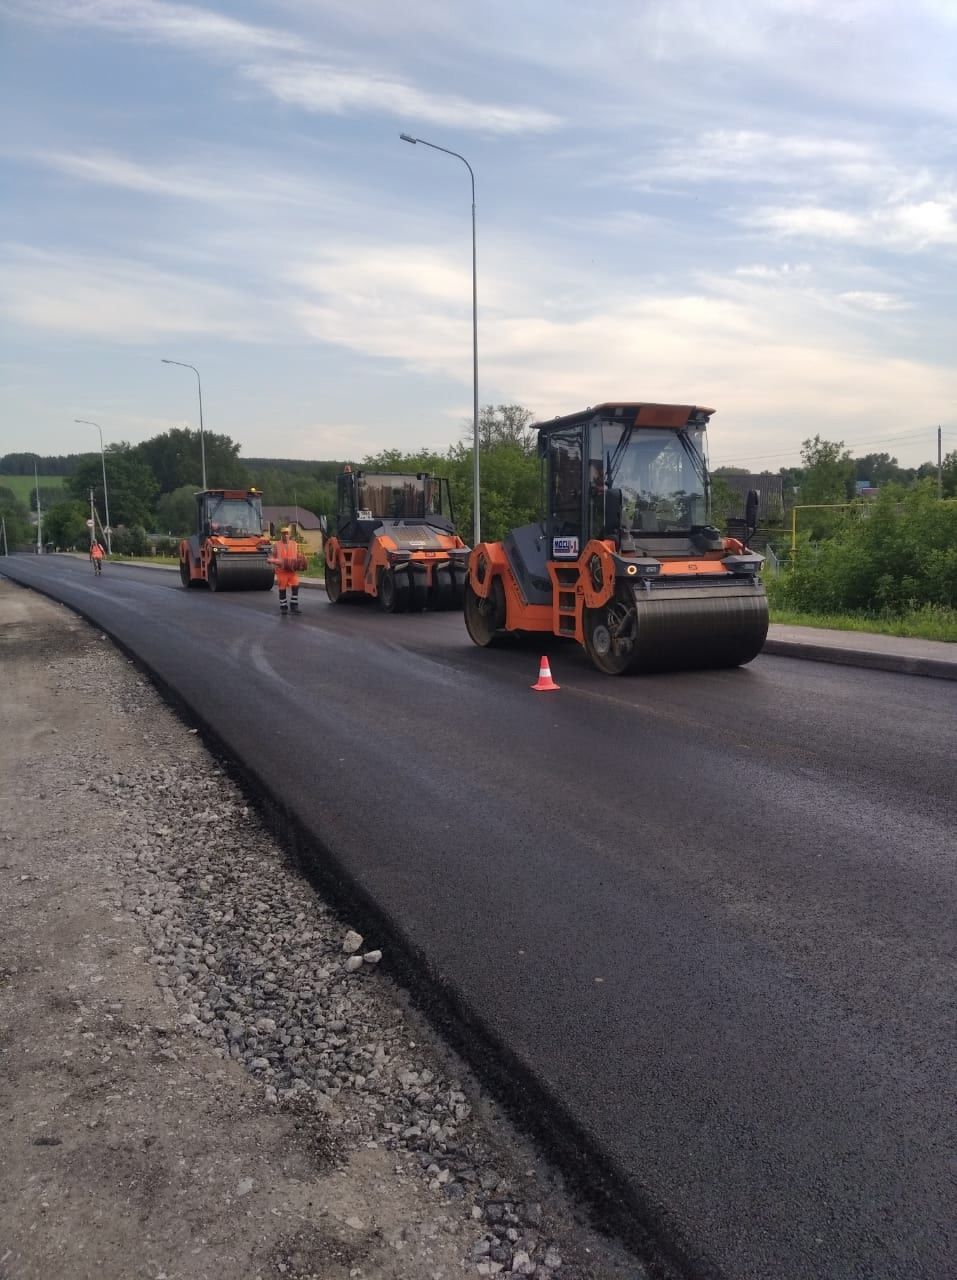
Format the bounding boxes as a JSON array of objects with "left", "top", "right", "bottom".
[{"left": 2, "top": 0, "right": 956, "bottom": 470}]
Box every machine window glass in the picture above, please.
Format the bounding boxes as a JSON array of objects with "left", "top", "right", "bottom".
[
  {"left": 206, "top": 497, "right": 263, "bottom": 536},
  {"left": 549, "top": 431, "right": 582, "bottom": 538},
  {"left": 588, "top": 424, "right": 606, "bottom": 538},
  {"left": 357, "top": 474, "right": 428, "bottom": 519},
  {"left": 603, "top": 426, "right": 708, "bottom": 530}
]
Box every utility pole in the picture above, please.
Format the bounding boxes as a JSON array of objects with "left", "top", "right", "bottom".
[
  {"left": 34, "top": 461, "right": 42, "bottom": 554},
  {"left": 90, "top": 488, "right": 97, "bottom": 549},
  {"left": 938, "top": 425, "right": 943, "bottom": 499},
  {"left": 1, "top": 516, "right": 7, "bottom": 556}
]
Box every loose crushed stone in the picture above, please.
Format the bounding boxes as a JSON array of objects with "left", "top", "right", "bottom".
[{"left": 0, "top": 582, "right": 643, "bottom": 1280}]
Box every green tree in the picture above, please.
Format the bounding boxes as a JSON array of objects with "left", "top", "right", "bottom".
[
  {"left": 68, "top": 446, "right": 158, "bottom": 528},
  {"left": 155, "top": 484, "right": 199, "bottom": 536},
  {"left": 44, "top": 500, "right": 91, "bottom": 549},
  {"left": 799, "top": 436, "right": 855, "bottom": 504},
  {"left": 112, "top": 524, "right": 149, "bottom": 556},
  {"left": 0, "top": 486, "right": 32, "bottom": 549},
  {"left": 940, "top": 450, "right": 957, "bottom": 498},
  {"left": 133, "top": 428, "right": 249, "bottom": 493},
  {"left": 853, "top": 452, "right": 907, "bottom": 486},
  {"left": 467, "top": 404, "right": 538, "bottom": 455}
]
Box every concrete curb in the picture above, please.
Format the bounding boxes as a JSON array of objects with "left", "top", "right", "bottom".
[{"left": 762, "top": 638, "right": 957, "bottom": 681}]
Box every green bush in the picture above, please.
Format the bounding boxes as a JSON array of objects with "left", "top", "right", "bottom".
[
  {"left": 112, "top": 525, "right": 149, "bottom": 557},
  {"left": 776, "top": 482, "right": 957, "bottom": 614}
]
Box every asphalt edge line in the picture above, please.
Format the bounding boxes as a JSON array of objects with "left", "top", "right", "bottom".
[{"left": 0, "top": 567, "right": 724, "bottom": 1280}]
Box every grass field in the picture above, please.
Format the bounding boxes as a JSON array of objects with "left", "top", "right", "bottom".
[
  {"left": 0, "top": 474, "right": 67, "bottom": 502},
  {"left": 769, "top": 605, "right": 957, "bottom": 643}
]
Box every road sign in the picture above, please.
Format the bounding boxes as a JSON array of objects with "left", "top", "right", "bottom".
[{"left": 85, "top": 518, "right": 95, "bottom": 528}]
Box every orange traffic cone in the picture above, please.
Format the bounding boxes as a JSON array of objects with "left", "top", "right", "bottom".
[{"left": 531, "top": 656, "right": 560, "bottom": 692}]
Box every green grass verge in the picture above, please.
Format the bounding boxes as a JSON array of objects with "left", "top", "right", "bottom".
[
  {"left": 769, "top": 605, "right": 957, "bottom": 643},
  {"left": 0, "top": 474, "right": 67, "bottom": 501}
]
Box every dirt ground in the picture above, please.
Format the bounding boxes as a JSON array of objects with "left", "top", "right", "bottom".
[{"left": 0, "top": 582, "right": 641, "bottom": 1280}]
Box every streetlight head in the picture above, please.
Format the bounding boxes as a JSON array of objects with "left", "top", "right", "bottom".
[
  {"left": 161, "top": 358, "right": 172, "bottom": 364},
  {"left": 400, "top": 133, "right": 417, "bottom": 144}
]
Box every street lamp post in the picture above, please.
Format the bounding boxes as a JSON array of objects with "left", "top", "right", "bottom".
[
  {"left": 75, "top": 419, "right": 112, "bottom": 554},
  {"left": 400, "top": 133, "right": 481, "bottom": 546},
  {"left": 161, "top": 359, "right": 207, "bottom": 490},
  {"left": 34, "top": 461, "right": 42, "bottom": 554}
]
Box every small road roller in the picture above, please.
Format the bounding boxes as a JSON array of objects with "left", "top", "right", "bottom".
[
  {"left": 179, "top": 488, "right": 275, "bottom": 592},
  {"left": 464, "top": 402, "right": 768, "bottom": 674}
]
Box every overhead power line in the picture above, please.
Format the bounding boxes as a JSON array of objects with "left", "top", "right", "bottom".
[{"left": 713, "top": 424, "right": 955, "bottom": 468}]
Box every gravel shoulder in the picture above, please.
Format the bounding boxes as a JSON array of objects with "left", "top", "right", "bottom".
[{"left": 0, "top": 582, "right": 641, "bottom": 1280}]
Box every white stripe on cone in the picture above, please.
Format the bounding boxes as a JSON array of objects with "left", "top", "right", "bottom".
[{"left": 532, "top": 656, "right": 559, "bottom": 691}]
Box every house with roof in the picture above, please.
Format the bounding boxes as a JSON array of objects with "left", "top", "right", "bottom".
[{"left": 260, "top": 506, "right": 324, "bottom": 556}]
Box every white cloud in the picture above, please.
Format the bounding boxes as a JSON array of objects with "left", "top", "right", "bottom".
[
  {"left": 0, "top": 246, "right": 269, "bottom": 341},
  {"left": 13, "top": 1, "right": 560, "bottom": 135},
  {"left": 839, "top": 291, "right": 909, "bottom": 312},
  {"left": 240, "top": 61, "right": 559, "bottom": 134},
  {"left": 20, "top": 147, "right": 346, "bottom": 212},
  {"left": 748, "top": 198, "right": 957, "bottom": 248},
  {"left": 637, "top": 129, "right": 883, "bottom": 188},
  {"left": 748, "top": 205, "right": 865, "bottom": 239},
  {"left": 276, "top": 237, "right": 956, "bottom": 466},
  {"left": 13, "top": 0, "right": 304, "bottom": 53}
]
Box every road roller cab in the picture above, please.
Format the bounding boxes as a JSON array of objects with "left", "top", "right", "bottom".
[
  {"left": 324, "top": 468, "right": 470, "bottom": 611},
  {"left": 464, "top": 402, "right": 769, "bottom": 674},
  {"left": 179, "top": 489, "right": 275, "bottom": 592}
]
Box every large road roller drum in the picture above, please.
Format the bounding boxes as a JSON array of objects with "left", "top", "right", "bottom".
[{"left": 582, "top": 581, "right": 768, "bottom": 675}]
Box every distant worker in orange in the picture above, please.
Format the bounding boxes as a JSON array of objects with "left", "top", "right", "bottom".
[
  {"left": 269, "top": 526, "right": 305, "bottom": 616},
  {"left": 90, "top": 539, "right": 105, "bottom": 576}
]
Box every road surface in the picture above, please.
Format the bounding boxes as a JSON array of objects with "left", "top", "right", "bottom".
[{"left": 3, "top": 554, "right": 954, "bottom": 1280}]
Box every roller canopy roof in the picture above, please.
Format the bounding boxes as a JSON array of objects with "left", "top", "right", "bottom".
[{"left": 534, "top": 403, "right": 715, "bottom": 434}]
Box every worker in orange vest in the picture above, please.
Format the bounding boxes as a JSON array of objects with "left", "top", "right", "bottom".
[
  {"left": 90, "top": 540, "right": 105, "bottom": 576},
  {"left": 269, "top": 526, "right": 305, "bottom": 615}
]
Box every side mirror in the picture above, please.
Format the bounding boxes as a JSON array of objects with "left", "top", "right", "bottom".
[
  {"left": 604, "top": 487, "right": 623, "bottom": 535},
  {"left": 745, "top": 489, "right": 759, "bottom": 539}
]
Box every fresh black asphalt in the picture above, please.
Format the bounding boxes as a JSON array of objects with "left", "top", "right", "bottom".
[{"left": 3, "top": 555, "right": 955, "bottom": 1280}]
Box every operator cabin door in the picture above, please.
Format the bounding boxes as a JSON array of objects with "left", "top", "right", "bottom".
[{"left": 547, "top": 429, "right": 584, "bottom": 560}]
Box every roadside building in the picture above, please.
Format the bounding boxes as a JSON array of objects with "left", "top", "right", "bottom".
[{"left": 261, "top": 506, "right": 323, "bottom": 557}]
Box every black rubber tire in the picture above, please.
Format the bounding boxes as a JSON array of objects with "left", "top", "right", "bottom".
[
  {"left": 583, "top": 589, "right": 637, "bottom": 675},
  {"left": 207, "top": 559, "right": 220, "bottom": 593},
  {"left": 378, "top": 569, "right": 405, "bottom": 613},
  {"left": 179, "top": 558, "right": 192, "bottom": 589},
  {"left": 325, "top": 565, "right": 343, "bottom": 604},
  {"left": 464, "top": 578, "right": 506, "bottom": 646},
  {"left": 409, "top": 570, "right": 429, "bottom": 613},
  {"left": 430, "top": 566, "right": 453, "bottom": 611}
]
